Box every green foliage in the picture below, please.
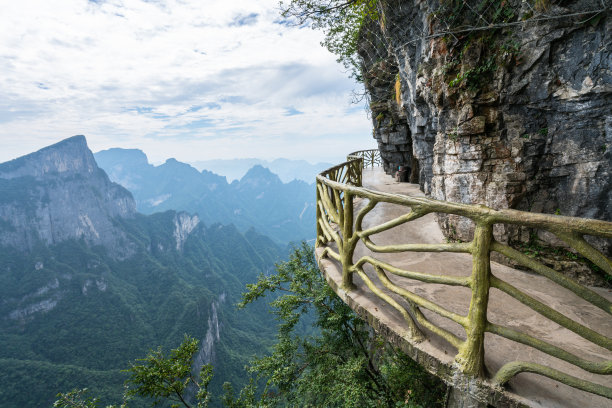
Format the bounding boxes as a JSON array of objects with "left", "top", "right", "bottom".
[
  {"left": 279, "top": 0, "right": 379, "bottom": 79},
  {"left": 375, "top": 112, "right": 385, "bottom": 127},
  {"left": 124, "top": 335, "right": 212, "bottom": 408},
  {"left": 434, "top": 2, "right": 524, "bottom": 91},
  {"left": 0, "top": 357, "right": 128, "bottom": 408},
  {"left": 239, "top": 243, "right": 447, "bottom": 407},
  {"left": 447, "top": 55, "right": 497, "bottom": 90},
  {"left": 220, "top": 379, "right": 258, "bottom": 408}
]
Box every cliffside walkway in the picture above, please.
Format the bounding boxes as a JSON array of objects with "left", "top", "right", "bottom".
[{"left": 315, "top": 150, "right": 612, "bottom": 408}]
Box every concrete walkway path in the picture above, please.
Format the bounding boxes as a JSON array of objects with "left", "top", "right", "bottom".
[{"left": 316, "top": 167, "right": 612, "bottom": 408}]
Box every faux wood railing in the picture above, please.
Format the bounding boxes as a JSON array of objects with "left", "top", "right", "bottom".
[
  {"left": 347, "top": 149, "right": 381, "bottom": 170},
  {"left": 315, "top": 153, "right": 612, "bottom": 400}
]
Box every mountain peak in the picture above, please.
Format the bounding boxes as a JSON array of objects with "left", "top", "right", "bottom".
[
  {"left": 0, "top": 135, "right": 96, "bottom": 179},
  {"left": 0, "top": 136, "right": 136, "bottom": 255},
  {"left": 95, "top": 148, "right": 149, "bottom": 167},
  {"left": 52, "top": 134, "right": 87, "bottom": 146},
  {"left": 241, "top": 165, "right": 280, "bottom": 183},
  {"left": 163, "top": 158, "right": 198, "bottom": 170}
]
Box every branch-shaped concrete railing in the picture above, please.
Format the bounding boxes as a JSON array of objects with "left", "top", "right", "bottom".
[
  {"left": 315, "top": 153, "right": 612, "bottom": 400},
  {"left": 347, "top": 149, "right": 382, "bottom": 170}
]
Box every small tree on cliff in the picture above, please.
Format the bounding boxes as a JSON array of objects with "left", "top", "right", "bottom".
[
  {"left": 280, "top": 0, "right": 379, "bottom": 79},
  {"left": 238, "top": 242, "right": 446, "bottom": 407}
]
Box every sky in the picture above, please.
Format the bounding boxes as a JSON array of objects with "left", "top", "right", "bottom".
[{"left": 0, "top": 0, "right": 374, "bottom": 165}]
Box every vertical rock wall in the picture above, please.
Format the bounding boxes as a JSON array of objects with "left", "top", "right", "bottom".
[
  {"left": 361, "top": 0, "right": 611, "bottom": 250},
  {"left": 359, "top": 19, "right": 417, "bottom": 180}
]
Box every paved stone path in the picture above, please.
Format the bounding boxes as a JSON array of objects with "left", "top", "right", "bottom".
[{"left": 316, "top": 167, "right": 612, "bottom": 408}]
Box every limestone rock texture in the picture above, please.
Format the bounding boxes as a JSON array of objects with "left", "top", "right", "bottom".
[
  {"left": 361, "top": 0, "right": 611, "bottom": 252},
  {"left": 173, "top": 212, "right": 200, "bottom": 251},
  {"left": 0, "top": 135, "right": 137, "bottom": 257}
]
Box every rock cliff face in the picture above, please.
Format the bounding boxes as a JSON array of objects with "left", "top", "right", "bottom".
[
  {"left": 0, "top": 136, "right": 136, "bottom": 256},
  {"left": 361, "top": 0, "right": 611, "bottom": 247},
  {"left": 193, "top": 293, "right": 226, "bottom": 372},
  {"left": 174, "top": 212, "right": 200, "bottom": 251}
]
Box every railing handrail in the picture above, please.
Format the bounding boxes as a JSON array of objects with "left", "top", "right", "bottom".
[
  {"left": 315, "top": 150, "right": 612, "bottom": 402},
  {"left": 318, "top": 166, "right": 612, "bottom": 239}
]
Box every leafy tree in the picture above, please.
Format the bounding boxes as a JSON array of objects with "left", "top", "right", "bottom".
[
  {"left": 123, "top": 335, "right": 212, "bottom": 408},
  {"left": 219, "top": 380, "right": 258, "bottom": 408},
  {"left": 279, "top": 0, "right": 379, "bottom": 79},
  {"left": 239, "top": 243, "right": 447, "bottom": 407}
]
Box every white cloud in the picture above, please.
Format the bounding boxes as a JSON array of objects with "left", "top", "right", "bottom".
[{"left": 0, "top": 0, "right": 374, "bottom": 164}]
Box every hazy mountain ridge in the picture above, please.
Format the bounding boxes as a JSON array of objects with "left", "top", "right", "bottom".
[
  {"left": 0, "top": 137, "right": 283, "bottom": 407},
  {"left": 190, "top": 157, "right": 334, "bottom": 183},
  {"left": 95, "top": 148, "right": 316, "bottom": 244}
]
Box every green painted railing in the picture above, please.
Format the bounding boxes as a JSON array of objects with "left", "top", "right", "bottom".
[{"left": 315, "top": 152, "right": 612, "bottom": 400}]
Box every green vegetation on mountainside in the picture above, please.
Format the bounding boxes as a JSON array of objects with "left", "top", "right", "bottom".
[
  {"left": 53, "top": 245, "right": 447, "bottom": 408},
  {"left": 0, "top": 211, "right": 283, "bottom": 408}
]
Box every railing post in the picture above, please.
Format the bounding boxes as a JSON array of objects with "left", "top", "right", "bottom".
[
  {"left": 315, "top": 180, "right": 323, "bottom": 247},
  {"left": 455, "top": 222, "right": 493, "bottom": 377},
  {"left": 341, "top": 191, "right": 355, "bottom": 290}
]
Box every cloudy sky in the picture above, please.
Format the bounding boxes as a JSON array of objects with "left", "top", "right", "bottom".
[{"left": 0, "top": 0, "right": 374, "bottom": 165}]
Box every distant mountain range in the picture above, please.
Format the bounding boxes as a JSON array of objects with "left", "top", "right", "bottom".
[
  {"left": 189, "top": 158, "right": 333, "bottom": 183},
  {"left": 0, "top": 136, "right": 282, "bottom": 407},
  {"left": 95, "top": 148, "right": 317, "bottom": 244}
]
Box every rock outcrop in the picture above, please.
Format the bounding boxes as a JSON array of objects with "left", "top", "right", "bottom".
[
  {"left": 174, "top": 212, "right": 200, "bottom": 251},
  {"left": 0, "top": 136, "right": 136, "bottom": 256},
  {"left": 361, "top": 0, "right": 611, "bottom": 249},
  {"left": 193, "top": 293, "right": 226, "bottom": 372}
]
